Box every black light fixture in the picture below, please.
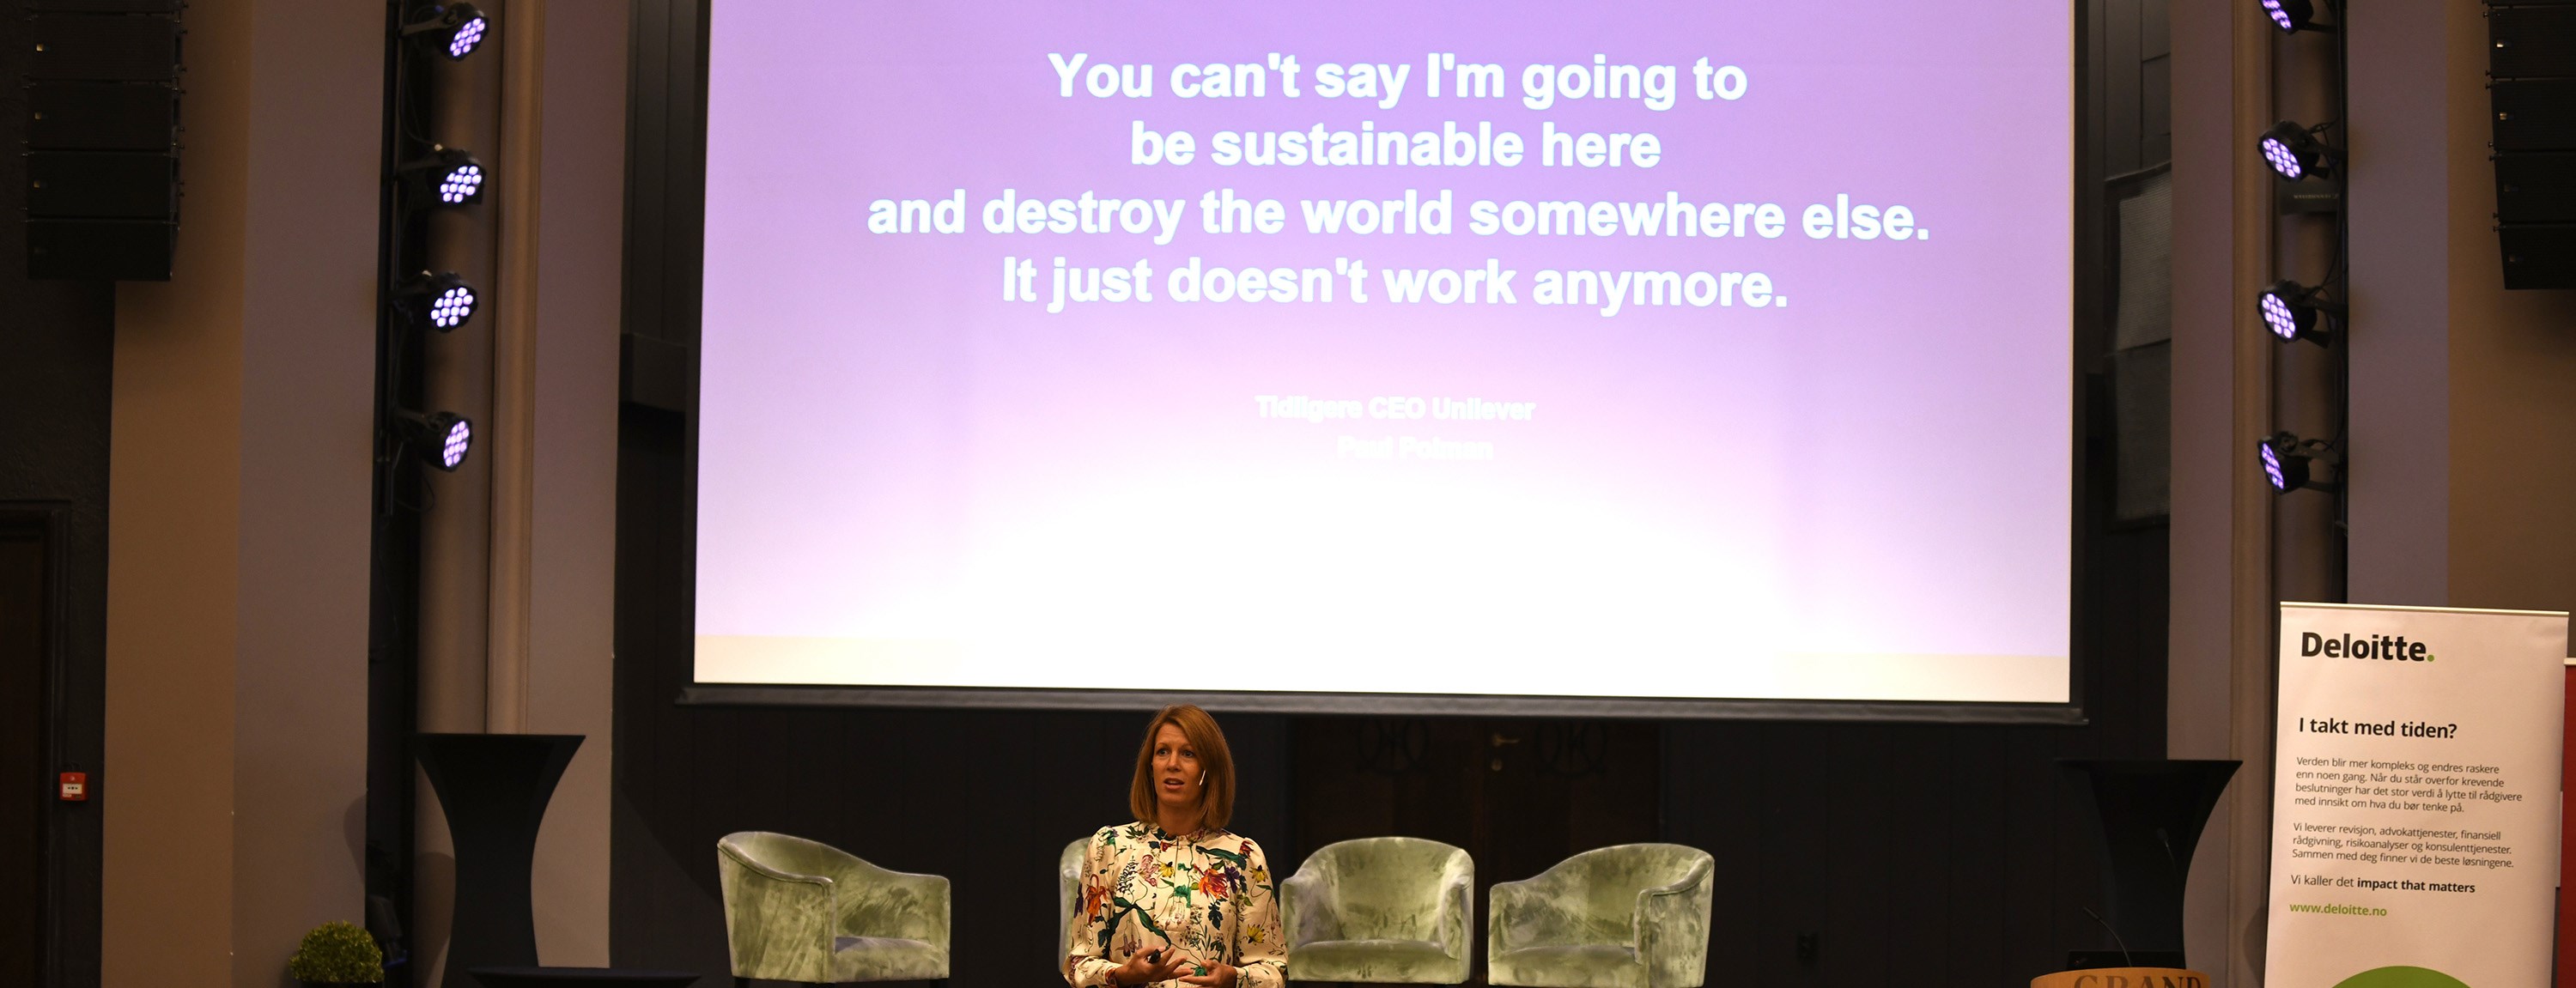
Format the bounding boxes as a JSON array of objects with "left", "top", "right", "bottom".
[
  {"left": 397, "top": 271, "right": 477, "bottom": 331},
  {"left": 2259, "top": 121, "right": 2340, "bottom": 181},
  {"left": 397, "top": 410, "right": 475, "bottom": 472},
  {"left": 2258, "top": 0, "right": 2328, "bottom": 34},
  {"left": 2257, "top": 280, "right": 2341, "bottom": 345},
  {"left": 401, "top": 3, "right": 491, "bottom": 61},
  {"left": 399, "top": 145, "right": 485, "bottom": 208},
  {"left": 2259, "top": 432, "right": 2339, "bottom": 494}
]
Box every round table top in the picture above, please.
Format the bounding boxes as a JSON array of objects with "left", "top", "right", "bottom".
[{"left": 466, "top": 967, "right": 702, "bottom": 988}]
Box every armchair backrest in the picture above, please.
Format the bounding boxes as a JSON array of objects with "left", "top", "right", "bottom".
[
  {"left": 1530, "top": 844, "right": 1713, "bottom": 940},
  {"left": 1059, "top": 837, "right": 1091, "bottom": 964},
  {"left": 1290, "top": 837, "right": 1473, "bottom": 943},
  {"left": 716, "top": 831, "right": 856, "bottom": 984},
  {"left": 719, "top": 831, "right": 946, "bottom": 943},
  {"left": 720, "top": 830, "right": 859, "bottom": 882}
]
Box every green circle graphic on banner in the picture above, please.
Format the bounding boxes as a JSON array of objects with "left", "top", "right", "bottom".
[{"left": 2332, "top": 967, "right": 2470, "bottom": 988}]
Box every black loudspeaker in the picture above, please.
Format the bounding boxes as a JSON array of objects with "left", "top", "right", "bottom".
[
  {"left": 23, "top": 0, "right": 183, "bottom": 281},
  {"left": 2491, "top": 2, "right": 2576, "bottom": 288}
]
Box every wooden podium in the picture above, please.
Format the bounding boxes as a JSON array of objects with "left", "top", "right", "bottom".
[{"left": 2032, "top": 969, "right": 2209, "bottom": 988}]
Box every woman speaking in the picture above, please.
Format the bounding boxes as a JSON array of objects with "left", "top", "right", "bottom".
[{"left": 1067, "top": 706, "right": 1286, "bottom": 988}]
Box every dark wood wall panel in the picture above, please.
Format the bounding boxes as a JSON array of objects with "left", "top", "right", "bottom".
[{"left": 2097, "top": 0, "right": 2176, "bottom": 176}]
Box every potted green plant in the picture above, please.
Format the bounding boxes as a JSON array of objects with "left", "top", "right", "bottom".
[{"left": 288, "top": 920, "right": 385, "bottom": 987}]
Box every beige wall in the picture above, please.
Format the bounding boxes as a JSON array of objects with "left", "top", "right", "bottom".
[
  {"left": 526, "top": 0, "right": 630, "bottom": 967},
  {"left": 103, "top": 1, "right": 384, "bottom": 985},
  {"left": 2344, "top": 3, "right": 2453, "bottom": 608}
]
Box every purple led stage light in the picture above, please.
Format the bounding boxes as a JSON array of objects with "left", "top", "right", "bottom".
[
  {"left": 430, "top": 286, "right": 475, "bottom": 329},
  {"left": 2258, "top": 121, "right": 2334, "bottom": 181},
  {"left": 2260, "top": 290, "right": 2298, "bottom": 339},
  {"left": 398, "top": 410, "right": 474, "bottom": 472},
  {"left": 2257, "top": 433, "right": 2324, "bottom": 494},
  {"left": 2259, "top": 0, "right": 2316, "bottom": 33},
  {"left": 2261, "top": 136, "right": 2302, "bottom": 179},
  {"left": 401, "top": 148, "right": 486, "bottom": 209},
  {"left": 439, "top": 163, "right": 482, "bottom": 203},
  {"left": 2257, "top": 280, "right": 2336, "bottom": 345},
  {"left": 404, "top": 3, "right": 492, "bottom": 61},
  {"left": 398, "top": 271, "right": 477, "bottom": 331},
  {"left": 440, "top": 417, "right": 473, "bottom": 470},
  {"left": 447, "top": 14, "right": 487, "bottom": 59}
]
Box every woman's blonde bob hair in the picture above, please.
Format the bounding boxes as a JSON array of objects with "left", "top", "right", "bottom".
[{"left": 1128, "top": 704, "right": 1235, "bottom": 830}]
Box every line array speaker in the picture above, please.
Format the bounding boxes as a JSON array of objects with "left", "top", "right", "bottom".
[
  {"left": 2490, "top": 1, "right": 2576, "bottom": 288},
  {"left": 23, "top": 0, "right": 183, "bottom": 281}
]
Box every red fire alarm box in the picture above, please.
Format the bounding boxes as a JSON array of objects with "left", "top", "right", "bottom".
[{"left": 58, "top": 772, "right": 87, "bottom": 802}]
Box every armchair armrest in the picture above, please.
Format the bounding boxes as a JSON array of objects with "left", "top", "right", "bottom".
[
  {"left": 1431, "top": 859, "right": 1473, "bottom": 961},
  {"left": 716, "top": 844, "right": 837, "bottom": 983},
  {"left": 1631, "top": 858, "right": 1714, "bottom": 988},
  {"left": 1279, "top": 870, "right": 1337, "bottom": 948},
  {"left": 1487, "top": 872, "right": 1572, "bottom": 956},
  {"left": 838, "top": 864, "right": 951, "bottom": 949}
]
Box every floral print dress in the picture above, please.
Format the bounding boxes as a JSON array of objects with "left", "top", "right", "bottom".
[{"left": 1066, "top": 821, "right": 1286, "bottom": 988}]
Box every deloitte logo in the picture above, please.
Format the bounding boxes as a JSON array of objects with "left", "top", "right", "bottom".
[{"left": 2300, "top": 631, "right": 2434, "bottom": 663}]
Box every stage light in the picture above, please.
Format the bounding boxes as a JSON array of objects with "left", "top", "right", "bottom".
[
  {"left": 398, "top": 271, "right": 477, "bottom": 331},
  {"left": 400, "top": 146, "right": 485, "bottom": 208},
  {"left": 402, "top": 3, "right": 491, "bottom": 61},
  {"left": 2259, "top": 121, "right": 2337, "bottom": 181},
  {"left": 398, "top": 410, "right": 474, "bottom": 471},
  {"left": 2257, "top": 280, "right": 2339, "bottom": 345},
  {"left": 2258, "top": 432, "right": 2339, "bottom": 494},
  {"left": 2258, "top": 0, "right": 2317, "bottom": 33},
  {"left": 2258, "top": 437, "right": 2304, "bottom": 492}
]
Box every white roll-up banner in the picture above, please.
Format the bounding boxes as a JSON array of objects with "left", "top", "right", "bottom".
[{"left": 2266, "top": 603, "right": 2568, "bottom": 988}]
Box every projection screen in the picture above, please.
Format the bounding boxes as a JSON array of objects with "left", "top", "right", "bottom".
[{"left": 689, "top": 0, "right": 2076, "bottom": 714}]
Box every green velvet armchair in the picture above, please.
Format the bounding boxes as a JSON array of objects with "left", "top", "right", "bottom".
[
  {"left": 1485, "top": 844, "right": 1713, "bottom": 988},
  {"left": 1058, "top": 837, "right": 1090, "bottom": 973},
  {"left": 716, "top": 831, "right": 951, "bottom": 986},
  {"left": 1280, "top": 836, "right": 1474, "bottom": 984}
]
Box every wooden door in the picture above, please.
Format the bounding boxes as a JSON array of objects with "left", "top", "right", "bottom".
[{"left": 1289, "top": 718, "right": 1661, "bottom": 985}]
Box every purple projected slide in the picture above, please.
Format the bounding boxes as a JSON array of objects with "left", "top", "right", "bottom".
[{"left": 696, "top": 1, "right": 2073, "bottom": 703}]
